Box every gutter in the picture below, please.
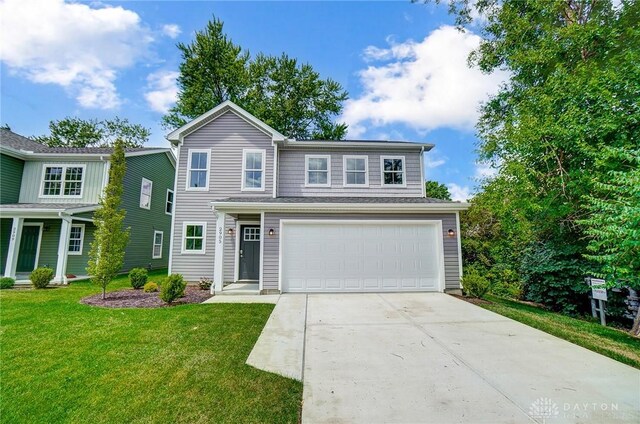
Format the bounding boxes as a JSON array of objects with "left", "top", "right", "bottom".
[{"left": 210, "top": 200, "right": 470, "bottom": 213}]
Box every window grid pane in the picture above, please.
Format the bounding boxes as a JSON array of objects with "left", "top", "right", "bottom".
[
  {"left": 185, "top": 225, "right": 204, "bottom": 251},
  {"left": 189, "top": 152, "right": 208, "bottom": 188},
  {"left": 243, "top": 227, "right": 261, "bottom": 241}
]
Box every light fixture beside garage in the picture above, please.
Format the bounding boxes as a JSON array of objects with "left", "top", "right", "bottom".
[
  {"left": 268, "top": 228, "right": 275, "bottom": 236},
  {"left": 448, "top": 229, "right": 455, "bottom": 237}
]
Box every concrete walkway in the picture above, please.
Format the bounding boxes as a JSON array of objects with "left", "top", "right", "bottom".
[{"left": 247, "top": 293, "right": 640, "bottom": 423}]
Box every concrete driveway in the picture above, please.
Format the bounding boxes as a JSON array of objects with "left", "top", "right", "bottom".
[{"left": 247, "top": 293, "right": 640, "bottom": 423}]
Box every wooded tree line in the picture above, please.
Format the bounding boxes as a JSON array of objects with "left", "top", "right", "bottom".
[{"left": 438, "top": 0, "right": 639, "bottom": 331}]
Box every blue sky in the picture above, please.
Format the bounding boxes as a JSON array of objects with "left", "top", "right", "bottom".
[{"left": 0, "top": 1, "right": 506, "bottom": 200}]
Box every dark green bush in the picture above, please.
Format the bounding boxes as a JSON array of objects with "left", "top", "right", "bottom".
[
  {"left": 462, "top": 267, "right": 491, "bottom": 299},
  {"left": 30, "top": 267, "right": 54, "bottom": 289},
  {"left": 160, "top": 274, "right": 186, "bottom": 303},
  {"left": 143, "top": 282, "right": 158, "bottom": 293},
  {"left": 0, "top": 277, "right": 15, "bottom": 289},
  {"left": 487, "top": 267, "right": 523, "bottom": 299},
  {"left": 198, "top": 277, "right": 212, "bottom": 291},
  {"left": 129, "top": 268, "right": 148, "bottom": 289}
]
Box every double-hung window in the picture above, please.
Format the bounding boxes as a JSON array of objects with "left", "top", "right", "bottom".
[
  {"left": 41, "top": 164, "right": 85, "bottom": 197},
  {"left": 381, "top": 156, "right": 406, "bottom": 187},
  {"left": 187, "top": 149, "right": 210, "bottom": 190},
  {"left": 165, "top": 189, "right": 174, "bottom": 215},
  {"left": 140, "top": 178, "right": 153, "bottom": 209},
  {"left": 68, "top": 224, "right": 84, "bottom": 255},
  {"left": 152, "top": 230, "right": 163, "bottom": 259},
  {"left": 305, "top": 155, "right": 331, "bottom": 187},
  {"left": 242, "top": 149, "right": 265, "bottom": 191},
  {"left": 343, "top": 155, "right": 369, "bottom": 187},
  {"left": 182, "top": 222, "right": 206, "bottom": 254}
]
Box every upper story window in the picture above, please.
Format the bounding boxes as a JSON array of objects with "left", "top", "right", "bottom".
[
  {"left": 305, "top": 155, "right": 331, "bottom": 187},
  {"left": 242, "top": 149, "right": 265, "bottom": 191},
  {"left": 343, "top": 155, "right": 369, "bottom": 187},
  {"left": 187, "top": 149, "right": 210, "bottom": 191},
  {"left": 381, "top": 156, "right": 406, "bottom": 187},
  {"left": 41, "top": 164, "right": 85, "bottom": 197},
  {"left": 140, "top": 178, "right": 153, "bottom": 209},
  {"left": 165, "top": 189, "right": 174, "bottom": 215}
]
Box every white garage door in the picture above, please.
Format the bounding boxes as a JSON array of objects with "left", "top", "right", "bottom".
[{"left": 280, "top": 220, "right": 445, "bottom": 293}]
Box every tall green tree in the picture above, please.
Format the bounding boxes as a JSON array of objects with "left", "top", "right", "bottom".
[
  {"left": 424, "top": 181, "right": 452, "bottom": 200},
  {"left": 429, "top": 0, "right": 639, "bottom": 318},
  {"left": 163, "top": 16, "right": 349, "bottom": 139},
  {"left": 87, "top": 139, "right": 130, "bottom": 299},
  {"left": 34, "top": 117, "right": 150, "bottom": 148}
]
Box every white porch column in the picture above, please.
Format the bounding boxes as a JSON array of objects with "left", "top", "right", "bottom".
[
  {"left": 213, "top": 211, "right": 226, "bottom": 294},
  {"left": 54, "top": 217, "right": 72, "bottom": 284},
  {"left": 4, "top": 217, "right": 24, "bottom": 278}
]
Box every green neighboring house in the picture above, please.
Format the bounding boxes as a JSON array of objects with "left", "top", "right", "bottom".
[{"left": 0, "top": 129, "right": 176, "bottom": 283}]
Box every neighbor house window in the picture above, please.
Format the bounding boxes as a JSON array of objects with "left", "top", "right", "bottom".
[
  {"left": 305, "top": 155, "right": 331, "bottom": 187},
  {"left": 182, "top": 222, "right": 206, "bottom": 254},
  {"left": 41, "top": 164, "right": 85, "bottom": 197},
  {"left": 68, "top": 224, "right": 85, "bottom": 255},
  {"left": 140, "top": 178, "right": 153, "bottom": 209},
  {"left": 187, "top": 149, "right": 210, "bottom": 190},
  {"left": 152, "top": 230, "right": 163, "bottom": 259},
  {"left": 343, "top": 155, "right": 368, "bottom": 186},
  {"left": 242, "top": 149, "right": 265, "bottom": 191},
  {"left": 381, "top": 156, "right": 406, "bottom": 187},
  {"left": 165, "top": 189, "right": 174, "bottom": 215}
]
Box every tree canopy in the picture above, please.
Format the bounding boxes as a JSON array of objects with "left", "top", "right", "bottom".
[
  {"left": 163, "top": 16, "right": 348, "bottom": 140},
  {"left": 424, "top": 181, "right": 452, "bottom": 200},
  {"left": 34, "top": 117, "right": 150, "bottom": 148}
]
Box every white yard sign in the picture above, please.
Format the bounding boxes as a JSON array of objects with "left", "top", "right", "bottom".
[{"left": 590, "top": 278, "right": 607, "bottom": 301}]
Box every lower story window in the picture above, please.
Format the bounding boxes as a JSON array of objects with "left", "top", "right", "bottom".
[
  {"left": 68, "top": 224, "right": 84, "bottom": 255},
  {"left": 153, "top": 230, "right": 163, "bottom": 259},
  {"left": 183, "top": 223, "right": 206, "bottom": 254}
]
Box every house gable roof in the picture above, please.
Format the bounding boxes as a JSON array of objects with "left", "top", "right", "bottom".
[{"left": 166, "top": 100, "right": 287, "bottom": 144}]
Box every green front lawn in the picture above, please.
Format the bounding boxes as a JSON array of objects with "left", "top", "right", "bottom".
[
  {"left": 0, "top": 271, "right": 302, "bottom": 423},
  {"left": 478, "top": 295, "right": 640, "bottom": 369}
]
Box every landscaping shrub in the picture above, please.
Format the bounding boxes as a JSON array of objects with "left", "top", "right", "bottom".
[
  {"left": 487, "top": 268, "right": 524, "bottom": 300},
  {"left": 198, "top": 277, "right": 212, "bottom": 291},
  {"left": 30, "top": 267, "right": 54, "bottom": 289},
  {"left": 129, "top": 268, "right": 148, "bottom": 289},
  {"left": 160, "top": 274, "right": 186, "bottom": 303},
  {"left": 143, "top": 282, "right": 159, "bottom": 293},
  {"left": 462, "top": 267, "right": 490, "bottom": 299},
  {"left": 0, "top": 277, "right": 15, "bottom": 289}
]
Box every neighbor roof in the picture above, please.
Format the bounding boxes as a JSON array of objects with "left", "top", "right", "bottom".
[{"left": 0, "top": 129, "right": 174, "bottom": 164}]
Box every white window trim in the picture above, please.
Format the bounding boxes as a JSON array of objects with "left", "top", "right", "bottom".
[
  {"left": 181, "top": 222, "right": 207, "bottom": 255},
  {"left": 186, "top": 148, "right": 211, "bottom": 191},
  {"left": 342, "top": 155, "right": 369, "bottom": 187},
  {"left": 241, "top": 148, "right": 266, "bottom": 191},
  {"left": 152, "top": 230, "right": 163, "bottom": 259},
  {"left": 140, "top": 177, "right": 153, "bottom": 210},
  {"left": 39, "top": 164, "right": 86, "bottom": 199},
  {"left": 165, "top": 189, "right": 174, "bottom": 216},
  {"left": 68, "top": 224, "right": 85, "bottom": 256},
  {"left": 305, "top": 154, "right": 331, "bottom": 187},
  {"left": 380, "top": 155, "right": 407, "bottom": 188}
]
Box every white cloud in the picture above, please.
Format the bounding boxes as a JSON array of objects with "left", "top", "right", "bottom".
[
  {"left": 447, "top": 183, "right": 472, "bottom": 202},
  {"left": 144, "top": 71, "right": 179, "bottom": 114},
  {"left": 0, "top": 0, "right": 152, "bottom": 109},
  {"left": 343, "top": 26, "right": 508, "bottom": 138},
  {"left": 162, "top": 24, "right": 181, "bottom": 39},
  {"left": 425, "top": 155, "right": 446, "bottom": 169},
  {"left": 474, "top": 161, "right": 498, "bottom": 180}
]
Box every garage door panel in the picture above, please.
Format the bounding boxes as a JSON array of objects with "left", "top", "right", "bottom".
[{"left": 281, "top": 221, "right": 443, "bottom": 293}]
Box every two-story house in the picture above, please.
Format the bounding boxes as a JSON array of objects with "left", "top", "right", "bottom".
[
  {"left": 0, "top": 129, "right": 175, "bottom": 283},
  {"left": 168, "top": 101, "right": 469, "bottom": 294}
]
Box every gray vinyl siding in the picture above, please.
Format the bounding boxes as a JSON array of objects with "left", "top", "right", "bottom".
[
  {"left": 262, "top": 212, "right": 460, "bottom": 292},
  {"left": 170, "top": 111, "right": 275, "bottom": 281},
  {"left": 277, "top": 149, "right": 423, "bottom": 197},
  {"left": 19, "top": 160, "right": 107, "bottom": 204}
]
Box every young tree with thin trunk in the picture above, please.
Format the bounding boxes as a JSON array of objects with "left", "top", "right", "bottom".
[{"left": 87, "top": 139, "right": 130, "bottom": 299}]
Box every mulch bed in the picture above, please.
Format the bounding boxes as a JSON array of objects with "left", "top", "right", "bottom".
[
  {"left": 80, "top": 286, "right": 212, "bottom": 308},
  {"left": 449, "top": 293, "right": 492, "bottom": 306}
]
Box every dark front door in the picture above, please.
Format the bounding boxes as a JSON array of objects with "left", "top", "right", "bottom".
[
  {"left": 239, "top": 225, "right": 260, "bottom": 281},
  {"left": 16, "top": 225, "right": 41, "bottom": 273}
]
